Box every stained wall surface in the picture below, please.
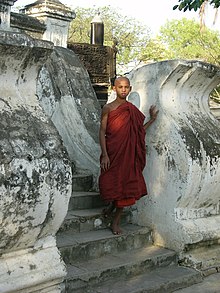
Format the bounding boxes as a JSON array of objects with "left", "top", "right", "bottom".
[
  {"left": 128, "top": 60, "right": 220, "bottom": 252},
  {"left": 0, "top": 31, "right": 72, "bottom": 293},
  {"left": 37, "top": 46, "right": 101, "bottom": 182}
]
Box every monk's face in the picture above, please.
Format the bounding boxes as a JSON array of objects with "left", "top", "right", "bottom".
[{"left": 113, "top": 77, "right": 131, "bottom": 100}]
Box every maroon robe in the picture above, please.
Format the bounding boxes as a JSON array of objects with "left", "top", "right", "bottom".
[{"left": 99, "top": 101, "right": 147, "bottom": 207}]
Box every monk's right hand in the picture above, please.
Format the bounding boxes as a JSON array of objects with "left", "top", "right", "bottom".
[{"left": 100, "top": 155, "right": 110, "bottom": 171}]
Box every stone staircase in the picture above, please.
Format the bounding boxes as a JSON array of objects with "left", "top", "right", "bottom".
[{"left": 56, "top": 173, "right": 203, "bottom": 293}]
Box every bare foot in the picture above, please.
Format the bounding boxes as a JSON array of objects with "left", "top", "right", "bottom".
[
  {"left": 111, "top": 207, "right": 123, "bottom": 235},
  {"left": 111, "top": 223, "right": 123, "bottom": 235}
]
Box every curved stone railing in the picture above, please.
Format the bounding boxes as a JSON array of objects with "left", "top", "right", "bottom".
[
  {"left": 0, "top": 31, "right": 72, "bottom": 292},
  {"left": 37, "top": 47, "right": 101, "bottom": 183},
  {"left": 128, "top": 60, "right": 220, "bottom": 252}
]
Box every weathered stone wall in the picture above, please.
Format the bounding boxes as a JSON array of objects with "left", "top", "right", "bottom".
[
  {"left": 20, "top": 0, "right": 75, "bottom": 47},
  {"left": 68, "top": 42, "right": 116, "bottom": 105},
  {"left": 0, "top": 31, "right": 72, "bottom": 292},
  {"left": 10, "top": 11, "right": 46, "bottom": 39},
  {"left": 128, "top": 60, "right": 220, "bottom": 255},
  {"left": 37, "top": 46, "right": 101, "bottom": 184},
  {"left": 10, "top": 3, "right": 115, "bottom": 106}
]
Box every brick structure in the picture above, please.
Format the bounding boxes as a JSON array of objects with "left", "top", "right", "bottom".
[{"left": 68, "top": 42, "right": 116, "bottom": 106}]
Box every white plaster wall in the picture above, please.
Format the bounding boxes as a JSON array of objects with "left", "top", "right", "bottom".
[
  {"left": 128, "top": 60, "right": 220, "bottom": 251},
  {"left": 0, "top": 31, "right": 72, "bottom": 292},
  {"left": 37, "top": 47, "right": 101, "bottom": 184},
  {"left": 23, "top": 0, "right": 75, "bottom": 48},
  {"left": 42, "top": 17, "right": 69, "bottom": 47},
  {"left": 0, "top": 237, "right": 66, "bottom": 293}
]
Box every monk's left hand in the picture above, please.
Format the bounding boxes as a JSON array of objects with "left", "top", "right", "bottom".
[{"left": 101, "top": 154, "right": 110, "bottom": 171}]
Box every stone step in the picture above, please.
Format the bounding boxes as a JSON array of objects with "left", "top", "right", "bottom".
[
  {"left": 173, "top": 272, "right": 220, "bottom": 293},
  {"left": 63, "top": 245, "right": 202, "bottom": 293},
  {"left": 57, "top": 224, "right": 152, "bottom": 263},
  {"left": 68, "top": 191, "right": 105, "bottom": 211},
  {"left": 180, "top": 243, "right": 220, "bottom": 276},
  {"left": 59, "top": 207, "right": 132, "bottom": 233},
  {"left": 86, "top": 265, "right": 203, "bottom": 293},
  {"left": 72, "top": 173, "right": 93, "bottom": 192}
]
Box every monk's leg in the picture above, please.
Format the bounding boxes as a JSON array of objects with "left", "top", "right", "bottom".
[
  {"left": 102, "top": 202, "right": 115, "bottom": 218},
  {"left": 111, "top": 207, "right": 123, "bottom": 235}
]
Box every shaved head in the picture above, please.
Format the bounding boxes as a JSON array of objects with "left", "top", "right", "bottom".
[{"left": 114, "top": 76, "right": 130, "bottom": 86}]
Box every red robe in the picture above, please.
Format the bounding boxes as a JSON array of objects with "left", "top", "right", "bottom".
[{"left": 99, "top": 101, "right": 147, "bottom": 208}]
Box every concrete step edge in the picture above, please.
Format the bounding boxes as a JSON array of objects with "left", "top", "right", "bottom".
[
  {"left": 64, "top": 207, "right": 131, "bottom": 220},
  {"left": 64, "top": 245, "right": 178, "bottom": 291},
  {"left": 68, "top": 191, "right": 105, "bottom": 210},
  {"left": 72, "top": 173, "right": 93, "bottom": 192},
  {"left": 64, "top": 264, "right": 203, "bottom": 293},
  {"left": 57, "top": 223, "right": 151, "bottom": 248},
  {"left": 66, "top": 245, "right": 177, "bottom": 280},
  {"left": 180, "top": 243, "right": 220, "bottom": 273},
  {"left": 71, "top": 191, "right": 100, "bottom": 197},
  {"left": 57, "top": 224, "right": 152, "bottom": 263},
  {"left": 59, "top": 208, "right": 132, "bottom": 233},
  {"left": 64, "top": 207, "right": 106, "bottom": 219}
]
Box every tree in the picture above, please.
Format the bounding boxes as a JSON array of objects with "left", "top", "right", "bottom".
[
  {"left": 68, "top": 6, "right": 151, "bottom": 66},
  {"left": 157, "top": 18, "right": 220, "bottom": 65},
  {"left": 139, "top": 38, "right": 168, "bottom": 63},
  {"left": 173, "top": 0, "right": 220, "bottom": 12},
  {"left": 211, "top": 85, "right": 220, "bottom": 103},
  {"left": 173, "top": 0, "right": 219, "bottom": 28}
]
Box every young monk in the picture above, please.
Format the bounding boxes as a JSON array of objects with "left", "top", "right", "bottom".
[{"left": 99, "top": 76, "right": 158, "bottom": 235}]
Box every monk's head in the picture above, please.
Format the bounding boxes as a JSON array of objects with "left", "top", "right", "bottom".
[{"left": 113, "top": 76, "right": 131, "bottom": 100}]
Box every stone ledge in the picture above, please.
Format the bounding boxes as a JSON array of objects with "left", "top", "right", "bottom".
[{"left": 0, "top": 241, "right": 66, "bottom": 293}]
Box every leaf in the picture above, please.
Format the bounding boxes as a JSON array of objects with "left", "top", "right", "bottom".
[{"left": 173, "top": 4, "right": 179, "bottom": 10}]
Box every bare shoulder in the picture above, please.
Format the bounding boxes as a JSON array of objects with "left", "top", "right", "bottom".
[
  {"left": 106, "top": 100, "right": 120, "bottom": 112},
  {"left": 102, "top": 103, "right": 111, "bottom": 115},
  {"left": 102, "top": 101, "right": 117, "bottom": 113}
]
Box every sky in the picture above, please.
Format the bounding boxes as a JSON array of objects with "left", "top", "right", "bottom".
[{"left": 15, "top": 0, "right": 220, "bottom": 36}]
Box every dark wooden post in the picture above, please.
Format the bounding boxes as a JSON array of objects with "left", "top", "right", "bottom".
[{"left": 90, "top": 12, "right": 104, "bottom": 46}]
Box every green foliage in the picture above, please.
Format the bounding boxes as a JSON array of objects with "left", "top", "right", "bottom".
[
  {"left": 68, "top": 6, "right": 220, "bottom": 76},
  {"left": 158, "top": 18, "right": 220, "bottom": 65},
  {"left": 68, "top": 6, "right": 151, "bottom": 65},
  {"left": 211, "top": 86, "right": 220, "bottom": 103},
  {"left": 139, "top": 39, "right": 168, "bottom": 62},
  {"left": 173, "top": 0, "right": 220, "bottom": 12}
]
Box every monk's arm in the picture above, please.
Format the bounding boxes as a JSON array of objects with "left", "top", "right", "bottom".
[
  {"left": 143, "top": 118, "right": 156, "bottom": 130},
  {"left": 99, "top": 106, "right": 110, "bottom": 170},
  {"left": 143, "top": 105, "right": 159, "bottom": 131}
]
